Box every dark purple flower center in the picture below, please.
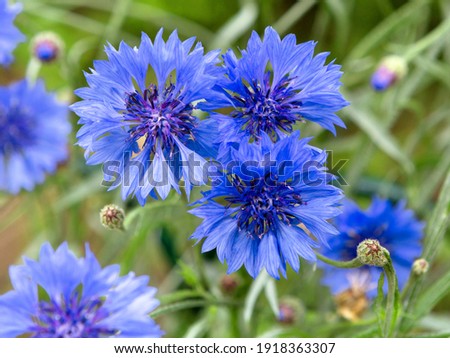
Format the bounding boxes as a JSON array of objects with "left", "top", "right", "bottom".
[
  {"left": 227, "top": 173, "right": 304, "bottom": 238},
  {"left": 30, "top": 293, "right": 116, "bottom": 338},
  {"left": 0, "top": 105, "right": 36, "bottom": 155},
  {"left": 231, "top": 72, "right": 302, "bottom": 141},
  {"left": 123, "top": 84, "right": 197, "bottom": 155}
]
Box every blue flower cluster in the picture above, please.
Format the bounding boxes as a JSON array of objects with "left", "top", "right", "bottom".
[
  {"left": 0, "top": 20, "right": 426, "bottom": 337},
  {"left": 72, "top": 27, "right": 347, "bottom": 278}
]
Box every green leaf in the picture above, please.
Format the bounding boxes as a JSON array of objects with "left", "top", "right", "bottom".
[
  {"left": 178, "top": 260, "right": 201, "bottom": 289},
  {"left": 123, "top": 206, "right": 143, "bottom": 231},
  {"left": 264, "top": 279, "right": 280, "bottom": 319},
  {"left": 150, "top": 299, "right": 208, "bottom": 319},
  {"left": 243, "top": 270, "right": 270, "bottom": 325},
  {"left": 159, "top": 290, "right": 204, "bottom": 305},
  {"left": 423, "top": 170, "right": 450, "bottom": 262},
  {"left": 413, "top": 270, "right": 450, "bottom": 322},
  {"left": 400, "top": 171, "right": 450, "bottom": 333},
  {"left": 346, "top": 0, "right": 429, "bottom": 60},
  {"left": 272, "top": 0, "right": 315, "bottom": 34},
  {"left": 210, "top": 0, "right": 258, "bottom": 49},
  {"left": 184, "top": 315, "right": 209, "bottom": 338},
  {"left": 344, "top": 106, "right": 414, "bottom": 174}
]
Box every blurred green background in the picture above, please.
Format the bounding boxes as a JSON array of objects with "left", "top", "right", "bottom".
[{"left": 0, "top": 0, "right": 449, "bottom": 337}]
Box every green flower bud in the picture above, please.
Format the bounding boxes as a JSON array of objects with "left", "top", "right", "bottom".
[
  {"left": 357, "top": 239, "right": 389, "bottom": 267},
  {"left": 412, "top": 258, "right": 429, "bottom": 275},
  {"left": 100, "top": 204, "right": 125, "bottom": 230}
]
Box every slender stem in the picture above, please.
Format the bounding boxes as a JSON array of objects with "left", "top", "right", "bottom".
[
  {"left": 383, "top": 254, "right": 398, "bottom": 337},
  {"left": 315, "top": 253, "right": 363, "bottom": 269},
  {"left": 150, "top": 299, "right": 240, "bottom": 319},
  {"left": 193, "top": 246, "right": 210, "bottom": 294},
  {"left": 404, "top": 16, "right": 450, "bottom": 62},
  {"left": 25, "top": 58, "right": 41, "bottom": 84},
  {"left": 400, "top": 170, "right": 450, "bottom": 333}
]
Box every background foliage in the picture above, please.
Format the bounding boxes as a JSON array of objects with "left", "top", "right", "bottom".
[{"left": 1, "top": 0, "right": 449, "bottom": 337}]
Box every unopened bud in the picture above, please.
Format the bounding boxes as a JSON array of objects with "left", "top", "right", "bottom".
[
  {"left": 357, "top": 239, "right": 389, "bottom": 266},
  {"left": 100, "top": 204, "right": 125, "bottom": 230},
  {"left": 31, "top": 32, "right": 63, "bottom": 63},
  {"left": 371, "top": 55, "right": 407, "bottom": 91},
  {"left": 412, "top": 258, "right": 429, "bottom": 275},
  {"left": 220, "top": 275, "right": 239, "bottom": 295},
  {"left": 278, "top": 297, "right": 304, "bottom": 325}
]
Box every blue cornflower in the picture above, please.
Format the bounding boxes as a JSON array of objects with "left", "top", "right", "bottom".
[
  {"left": 0, "top": 79, "right": 70, "bottom": 194},
  {"left": 71, "top": 30, "right": 222, "bottom": 205},
  {"left": 0, "top": 0, "right": 24, "bottom": 66},
  {"left": 320, "top": 198, "right": 424, "bottom": 297},
  {"left": 209, "top": 26, "right": 348, "bottom": 159},
  {"left": 190, "top": 132, "right": 343, "bottom": 279},
  {"left": 0, "top": 242, "right": 163, "bottom": 338}
]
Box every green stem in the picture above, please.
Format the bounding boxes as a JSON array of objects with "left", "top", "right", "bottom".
[
  {"left": 404, "top": 16, "right": 450, "bottom": 62},
  {"left": 25, "top": 58, "right": 41, "bottom": 84},
  {"left": 400, "top": 170, "right": 450, "bottom": 333},
  {"left": 316, "top": 253, "right": 363, "bottom": 268},
  {"left": 383, "top": 254, "right": 399, "bottom": 337},
  {"left": 150, "top": 299, "right": 240, "bottom": 319}
]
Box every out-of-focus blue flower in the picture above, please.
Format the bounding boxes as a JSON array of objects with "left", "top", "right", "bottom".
[
  {"left": 71, "top": 30, "right": 222, "bottom": 205},
  {"left": 0, "top": 0, "right": 24, "bottom": 66},
  {"left": 321, "top": 198, "right": 424, "bottom": 297},
  {"left": 0, "top": 79, "right": 70, "bottom": 194},
  {"left": 209, "top": 26, "right": 348, "bottom": 160},
  {"left": 0, "top": 242, "right": 163, "bottom": 338},
  {"left": 190, "top": 132, "right": 343, "bottom": 279},
  {"left": 371, "top": 55, "right": 407, "bottom": 91}
]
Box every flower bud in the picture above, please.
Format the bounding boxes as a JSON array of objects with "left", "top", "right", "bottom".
[
  {"left": 371, "top": 55, "right": 407, "bottom": 91},
  {"left": 31, "top": 32, "right": 63, "bottom": 63},
  {"left": 357, "top": 239, "right": 389, "bottom": 266},
  {"left": 278, "top": 297, "right": 304, "bottom": 325},
  {"left": 220, "top": 275, "right": 239, "bottom": 295},
  {"left": 412, "top": 258, "right": 429, "bottom": 275},
  {"left": 100, "top": 204, "right": 125, "bottom": 230}
]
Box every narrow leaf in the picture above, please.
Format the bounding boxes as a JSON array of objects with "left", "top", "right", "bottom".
[{"left": 244, "top": 270, "right": 270, "bottom": 325}]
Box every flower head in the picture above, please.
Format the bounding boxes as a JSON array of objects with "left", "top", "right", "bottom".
[
  {"left": 0, "top": 79, "right": 70, "bottom": 194},
  {"left": 100, "top": 204, "right": 125, "bottom": 230},
  {"left": 209, "top": 26, "right": 348, "bottom": 159},
  {"left": 371, "top": 55, "right": 407, "bottom": 91},
  {"left": 320, "top": 198, "right": 424, "bottom": 297},
  {"left": 32, "top": 32, "right": 63, "bottom": 63},
  {"left": 357, "top": 238, "right": 389, "bottom": 267},
  {"left": 71, "top": 29, "right": 222, "bottom": 205},
  {"left": 0, "top": 242, "right": 163, "bottom": 338},
  {"left": 0, "top": 0, "right": 24, "bottom": 66},
  {"left": 190, "top": 132, "right": 343, "bottom": 279},
  {"left": 412, "top": 258, "right": 429, "bottom": 275}
]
